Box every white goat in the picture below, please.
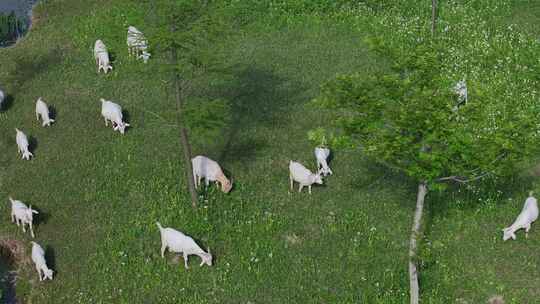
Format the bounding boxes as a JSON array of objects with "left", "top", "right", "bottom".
[
  {"left": 156, "top": 222, "right": 212, "bottom": 269},
  {"left": 94, "top": 39, "right": 113, "bottom": 74},
  {"left": 9, "top": 197, "right": 38, "bottom": 238},
  {"left": 15, "top": 128, "right": 33, "bottom": 160},
  {"left": 127, "top": 26, "right": 151, "bottom": 63},
  {"left": 0, "top": 89, "right": 4, "bottom": 110},
  {"left": 502, "top": 191, "right": 539, "bottom": 241},
  {"left": 35, "top": 97, "right": 55, "bottom": 127},
  {"left": 100, "top": 98, "right": 130, "bottom": 134},
  {"left": 31, "top": 241, "right": 53, "bottom": 281},
  {"left": 314, "top": 147, "right": 333, "bottom": 176},
  {"left": 192, "top": 155, "right": 232, "bottom": 193},
  {"left": 289, "top": 160, "right": 323, "bottom": 194}
]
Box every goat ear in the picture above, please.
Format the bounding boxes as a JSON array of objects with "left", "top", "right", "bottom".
[
  {"left": 511, "top": 234, "right": 516, "bottom": 240},
  {"left": 32, "top": 210, "right": 39, "bottom": 214},
  {"left": 125, "top": 123, "right": 130, "bottom": 127}
]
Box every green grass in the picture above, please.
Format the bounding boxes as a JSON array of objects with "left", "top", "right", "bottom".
[
  {"left": 1, "top": 0, "right": 540, "bottom": 303},
  {"left": 509, "top": 0, "right": 540, "bottom": 36}
]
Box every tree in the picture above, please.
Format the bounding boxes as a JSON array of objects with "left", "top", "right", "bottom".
[
  {"left": 144, "top": 0, "right": 231, "bottom": 208},
  {"left": 313, "top": 38, "right": 540, "bottom": 303}
]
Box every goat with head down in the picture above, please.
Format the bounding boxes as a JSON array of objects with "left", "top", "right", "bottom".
[
  {"left": 502, "top": 191, "right": 539, "bottom": 241},
  {"left": 31, "top": 241, "right": 54, "bottom": 281},
  {"left": 192, "top": 155, "right": 232, "bottom": 193},
  {"left": 35, "top": 97, "right": 55, "bottom": 127},
  {"left": 100, "top": 98, "right": 130, "bottom": 134},
  {"left": 127, "top": 26, "right": 151, "bottom": 63},
  {"left": 314, "top": 147, "right": 333, "bottom": 176},
  {"left": 94, "top": 39, "right": 113, "bottom": 74},
  {"left": 289, "top": 160, "right": 323, "bottom": 194},
  {"left": 15, "top": 128, "right": 33, "bottom": 160},
  {"left": 157, "top": 222, "right": 212, "bottom": 269}
]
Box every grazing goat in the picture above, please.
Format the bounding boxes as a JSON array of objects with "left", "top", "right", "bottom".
[
  {"left": 314, "top": 147, "right": 333, "bottom": 176},
  {"left": 15, "top": 128, "right": 33, "bottom": 160},
  {"left": 100, "top": 98, "right": 130, "bottom": 134},
  {"left": 31, "top": 241, "right": 53, "bottom": 281},
  {"left": 289, "top": 160, "right": 323, "bottom": 194},
  {"left": 94, "top": 40, "right": 113, "bottom": 74},
  {"left": 9, "top": 197, "right": 38, "bottom": 238},
  {"left": 35, "top": 97, "right": 55, "bottom": 127},
  {"left": 502, "top": 191, "right": 539, "bottom": 241},
  {"left": 127, "top": 26, "right": 151, "bottom": 63},
  {"left": 192, "top": 155, "right": 232, "bottom": 193},
  {"left": 0, "top": 89, "right": 4, "bottom": 110},
  {"left": 156, "top": 222, "right": 212, "bottom": 269}
]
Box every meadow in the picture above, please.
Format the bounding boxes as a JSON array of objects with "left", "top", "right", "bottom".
[{"left": 1, "top": 1, "right": 539, "bottom": 303}]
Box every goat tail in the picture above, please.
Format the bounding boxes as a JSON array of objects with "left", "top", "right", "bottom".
[
  {"left": 529, "top": 190, "right": 534, "bottom": 197},
  {"left": 156, "top": 222, "right": 163, "bottom": 230}
]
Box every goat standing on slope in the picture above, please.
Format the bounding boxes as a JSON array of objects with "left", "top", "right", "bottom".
[
  {"left": 502, "top": 191, "right": 539, "bottom": 241},
  {"left": 35, "top": 97, "right": 55, "bottom": 127},
  {"left": 192, "top": 155, "right": 232, "bottom": 193},
  {"left": 15, "top": 128, "right": 33, "bottom": 160},
  {"left": 289, "top": 160, "right": 323, "bottom": 194},
  {"left": 94, "top": 39, "right": 113, "bottom": 74},
  {"left": 31, "top": 241, "right": 54, "bottom": 281},
  {"left": 157, "top": 222, "right": 212, "bottom": 269},
  {"left": 9, "top": 197, "right": 39, "bottom": 238}
]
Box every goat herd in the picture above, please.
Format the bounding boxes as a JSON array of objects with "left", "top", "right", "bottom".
[
  {"left": 0, "top": 25, "right": 338, "bottom": 282},
  {"left": 0, "top": 25, "right": 538, "bottom": 287}
]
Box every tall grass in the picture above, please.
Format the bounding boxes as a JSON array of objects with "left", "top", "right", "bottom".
[{"left": 0, "top": 11, "right": 27, "bottom": 46}]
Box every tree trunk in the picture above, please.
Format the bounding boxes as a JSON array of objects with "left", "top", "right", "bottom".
[
  {"left": 171, "top": 30, "right": 198, "bottom": 208},
  {"left": 431, "top": 0, "right": 438, "bottom": 36},
  {"left": 409, "top": 182, "right": 427, "bottom": 304}
]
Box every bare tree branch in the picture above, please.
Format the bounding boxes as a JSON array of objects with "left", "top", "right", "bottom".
[{"left": 436, "top": 171, "right": 492, "bottom": 184}]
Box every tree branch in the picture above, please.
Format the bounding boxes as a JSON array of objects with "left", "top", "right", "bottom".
[{"left": 436, "top": 171, "right": 491, "bottom": 184}]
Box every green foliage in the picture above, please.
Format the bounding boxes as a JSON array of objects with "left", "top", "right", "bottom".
[
  {"left": 4, "top": 0, "right": 540, "bottom": 303},
  {"left": 141, "top": 0, "right": 234, "bottom": 141},
  {"left": 184, "top": 97, "right": 230, "bottom": 138},
  {"left": 314, "top": 0, "right": 540, "bottom": 185}
]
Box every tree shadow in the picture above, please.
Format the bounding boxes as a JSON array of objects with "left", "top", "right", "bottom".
[
  {"left": 108, "top": 51, "right": 117, "bottom": 66},
  {"left": 48, "top": 105, "right": 57, "bottom": 121},
  {"left": 0, "top": 95, "right": 15, "bottom": 112},
  {"left": 215, "top": 66, "right": 304, "bottom": 163},
  {"left": 122, "top": 109, "right": 131, "bottom": 125},
  {"left": 33, "top": 207, "right": 50, "bottom": 226},
  {"left": 28, "top": 136, "right": 38, "bottom": 155}
]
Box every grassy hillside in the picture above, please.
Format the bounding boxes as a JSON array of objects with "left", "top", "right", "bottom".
[{"left": 0, "top": 0, "right": 539, "bottom": 303}]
